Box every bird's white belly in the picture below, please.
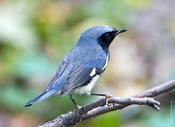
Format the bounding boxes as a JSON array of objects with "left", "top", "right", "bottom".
[{"left": 72, "top": 75, "right": 100, "bottom": 95}]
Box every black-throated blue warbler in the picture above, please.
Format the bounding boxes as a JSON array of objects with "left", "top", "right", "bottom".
[{"left": 25, "top": 25, "right": 126, "bottom": 109}]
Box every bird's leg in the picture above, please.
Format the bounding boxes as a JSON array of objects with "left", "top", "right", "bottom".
[
  {"left": 69, "top": 94, "right": 81, "bottom": 111},
  {"left": 90, "top": 93, "right": 112, "bottom": 106}
]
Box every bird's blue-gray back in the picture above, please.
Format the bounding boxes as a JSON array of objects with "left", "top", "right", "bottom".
[{"left": 46, "top": 42, "right": 108, "bottom": 94}]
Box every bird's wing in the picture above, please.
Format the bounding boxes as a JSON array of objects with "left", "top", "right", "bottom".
[
  {"left": 60, "top": 59, "right": 106, "bottom": 95},
  {"left": 46, "top": 61, "right": 68, "bottom": 90}
]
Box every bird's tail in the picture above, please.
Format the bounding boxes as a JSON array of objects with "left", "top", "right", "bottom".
[{"left": 24, "top": 90, "right": 57, "bottom": 107}]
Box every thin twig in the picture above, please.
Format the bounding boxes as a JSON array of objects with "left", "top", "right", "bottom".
[{"left": 39, "top": 79, "right": 175, "bottom": 127}]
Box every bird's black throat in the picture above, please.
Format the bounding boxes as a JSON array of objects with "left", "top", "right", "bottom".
[{"left": 97, "top": 32, "right": 117, "bottom": 51}]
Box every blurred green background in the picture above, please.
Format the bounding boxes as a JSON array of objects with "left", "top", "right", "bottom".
[{"left": 0, "top": 0, "right": 175, "bottom": 127}]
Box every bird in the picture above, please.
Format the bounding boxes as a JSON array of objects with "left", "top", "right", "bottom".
[{"left": 24, "top": 25, "right": 127, "bottom": 110}]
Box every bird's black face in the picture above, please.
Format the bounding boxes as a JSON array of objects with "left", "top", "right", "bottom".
[{"left": 98, "top": 29, "right": 127, "bottom": 50}]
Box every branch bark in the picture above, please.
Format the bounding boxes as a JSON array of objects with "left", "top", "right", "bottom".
[{"left": 39, "top": 79, "right": 175, "bottom": 127}]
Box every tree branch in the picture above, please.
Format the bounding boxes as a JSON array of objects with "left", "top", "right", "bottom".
[{"left": 39, "top": 79, "right": 175, "bottom": 127}]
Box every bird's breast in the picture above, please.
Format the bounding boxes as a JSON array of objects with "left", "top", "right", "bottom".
[{"left": 71, "top": 74, "right": 100, "bottom": 95}]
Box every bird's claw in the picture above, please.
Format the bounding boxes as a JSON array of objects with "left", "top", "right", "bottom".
[
  {"left": 105, "top": 94, "right": 112, "bottom": 106},
  {"left": 75, "top": 105, "right": 82, "bottom": 111},
  {"left": 75, "top": 105, "right": 82, "bottom": 117}
]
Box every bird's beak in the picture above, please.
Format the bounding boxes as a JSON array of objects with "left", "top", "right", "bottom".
[{"left": 115, "top": 29, "right": 127, "bottom": 35}]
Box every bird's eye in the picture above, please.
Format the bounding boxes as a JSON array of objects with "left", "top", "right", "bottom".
[
  {"left": 104, "top": 33, "right": 111, "bottom": 39},
  {"left": 99, "top": 32, "right": 112, "bottom": 42}
]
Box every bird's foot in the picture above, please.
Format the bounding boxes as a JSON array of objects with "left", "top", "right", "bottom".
[
  {"left": 75, "top": 105, "right": 82, "bottom": 117},
  {"left": 90, "top": 93, "right": 112, "bottom": 106},
  {"left": 105, "top": 94, "right": 112, "bottom": 106},
  {"left": 75, "top": 105, "right": 82, "bottom": 111}
]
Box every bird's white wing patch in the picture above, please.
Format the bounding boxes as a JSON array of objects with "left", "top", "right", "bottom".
[{"left": 90, "top": 68, "right": 96, "bottom": 76}]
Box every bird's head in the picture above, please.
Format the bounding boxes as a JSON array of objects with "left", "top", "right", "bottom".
[{"left": 78, "top": 25, "right": 127, "bottom": 49}]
